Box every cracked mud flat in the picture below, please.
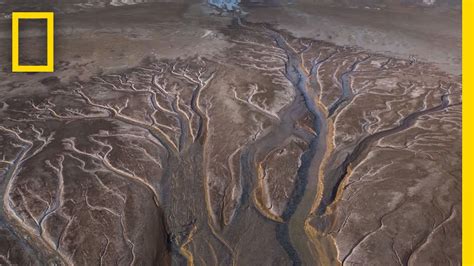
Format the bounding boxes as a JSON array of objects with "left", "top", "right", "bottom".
[{"left": 0, "top": 2, "right": 461, "bottom": 265}]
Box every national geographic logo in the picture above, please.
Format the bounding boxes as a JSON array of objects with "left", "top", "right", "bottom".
[{"left": 12, "top": 12, "right": 54, "bottom": 73}]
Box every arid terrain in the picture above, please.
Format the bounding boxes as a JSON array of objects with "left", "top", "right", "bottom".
[{"left": 0, "top": 1, "right": 461, "bottom": 265}]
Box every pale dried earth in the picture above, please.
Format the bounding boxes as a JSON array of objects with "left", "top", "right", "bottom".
[{"left": 0, "top": 1, "right": 461, "bottom": 265}]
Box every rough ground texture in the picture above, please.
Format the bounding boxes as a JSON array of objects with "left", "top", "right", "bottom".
[{"left": 0, "top": 1, "right": 461, "bottom": 265}]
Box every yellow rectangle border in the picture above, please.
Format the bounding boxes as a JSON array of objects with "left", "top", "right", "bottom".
[
  {"left": 12, "top": 12, "right": 54, "bottom": 72},
  {"left": 464, "top": 0, "right": 471, "bottom": 265}
]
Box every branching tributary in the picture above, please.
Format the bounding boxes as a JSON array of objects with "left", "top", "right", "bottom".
[
  {"left": 233, "top": 19, "right": 334, "bottom": 265},
  {"left": 234, "top": 19, "right": 457, "bottom": 266},
  {"left": 0, "top": 14, "right": 459, "bottom": 265}
]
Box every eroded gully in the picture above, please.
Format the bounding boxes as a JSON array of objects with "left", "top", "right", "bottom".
[{"left": 232, "top": 19, "right": 336, "bottom": 265}]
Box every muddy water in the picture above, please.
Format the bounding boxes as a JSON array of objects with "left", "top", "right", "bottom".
[
  {"left": 265, "top": 23, "right": 457, "bottom": 265},
  {"left": 268, "top": 28, "right": 333, "bottom": 266},
  {"left": 231, "top": 19, "right": 338, "bottom": 265}
]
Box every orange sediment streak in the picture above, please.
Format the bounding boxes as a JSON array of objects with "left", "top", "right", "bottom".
[
  {"left": 252, "top": 163, "right": 285, "bottom": 223},
  {"left": 303, "top": 97, "right": 343, "bottom": 265},
  {"left": 305, "top": 220, "right": 341, "bottom": 266}
]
